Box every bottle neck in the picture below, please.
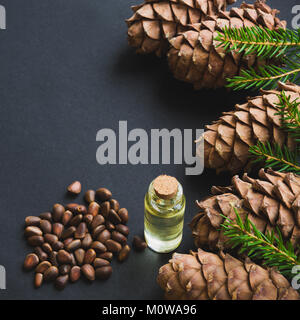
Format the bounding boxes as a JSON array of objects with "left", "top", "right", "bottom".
[{"left": 147, "top": 181, "right": 183, "bottom": 210}]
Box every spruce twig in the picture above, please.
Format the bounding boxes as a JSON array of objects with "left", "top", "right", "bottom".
[
  {"left": 221, "top": 208, "right": 300, "bottom": 279},
  {"left": 226, "top": 64, "right": 300, "bottom": 90},
  {"left": 276, "top": 91, "right": 300, "bottom": 142},
  {"left": 249, "top": 91, "right": 300, "bottom": 173},
  {"left": 249, "top": 141, "right": 300, "bottom": 174},
  {"left": 216, "top": 26, "right": 300, "bottom": 59},
  {"left": 215, "top": 26, "right": 300, "bottom": 90}
]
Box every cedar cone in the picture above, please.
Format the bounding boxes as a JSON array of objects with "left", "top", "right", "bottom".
[
  {"left": 157, "top": 248, "right": 299, "bottom": 300},
  {"left": 200, "top": 81, "right": 300, "bottom": 174},
  {"left": 167, "top": 0, "right": 286, "bottom": 89},
  {"left": 190, "top": 168, "right": 300, "bottom": 251},
  {"left": 126, "top": 0, "right": 236, "bottom": 57}
]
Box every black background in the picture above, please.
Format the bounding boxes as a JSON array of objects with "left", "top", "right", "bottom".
[{"left": 0, "top": 0, "right": 297, "bottom": 300}]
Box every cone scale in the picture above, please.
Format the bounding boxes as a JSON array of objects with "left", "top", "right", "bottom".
[
  {"left": 190, "top": 168, "right": 300, "bottom": 251},
  {"left": 167, "top": 0, "right": 286, "bottom": 89},
  {"left": 201, "top": 82, "right": 300, "bottom": 174},
  {"left": 126, "top": 0, "right": 237, "bottom": 56},
  {"left": 157, "top": 248, "right": 300, "bottom": 300}
]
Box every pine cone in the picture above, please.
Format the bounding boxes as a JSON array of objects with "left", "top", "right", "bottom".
[
  {"left": 190, "top": 168, "right": 300, "bottom": 251},
  {"left": 157, "top": 248, "right": 299, "bottom": 300},
  {"left": 201, "top": 81, "right": 299, "bottom": 174},
  {"left": 126, "top": 0, "right": 236, "bottom": 57},
  {"left": 167, "top": 0, "right": 286, "bottom": 88}
]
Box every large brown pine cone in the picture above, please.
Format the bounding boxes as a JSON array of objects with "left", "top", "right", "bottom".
[
  {"left": 157, "top": 248, "right": 299, "bottom": 300},
  {"left": 190, "top": 169, "right": 300, "bottom": 251},
  {"left": 167, "top": 0, "right": 286, "bottom": 89},
  {"left": 200, "top": 81, "right": 299, "bottom": 174},
  {"left": 126, "top": 0, "right": 236, "bottom": 57}
]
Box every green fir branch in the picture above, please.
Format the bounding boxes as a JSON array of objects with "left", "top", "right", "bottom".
[
  {"left": 215, "top": 26, "right": 300, "bottom": 90},
  {"left": 215, "top": 26, "right": 300, "bottom": 59},
  {"left": 221, "top": 208, "right": 300, "bottom": 279},
  {"left": 276, "top": 91, "right": 300, "bottom": 142},
  {"left": 249, "top": 92, "right": 300, "bottom": 173},
  {"left": 226, "top": 61, "right": 300, "bottom": 91},
  {"left": 249, "top": 141, "right": 300, "bottom": 174}
]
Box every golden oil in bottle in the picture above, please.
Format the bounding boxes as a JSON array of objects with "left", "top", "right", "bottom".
[{"left": 144, "top": 175, "right": 186, "bottom": 253}]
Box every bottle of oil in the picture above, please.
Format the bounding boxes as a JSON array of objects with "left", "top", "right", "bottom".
[{"left": 144, "top": 175, "right": 186, "bottom": 253}]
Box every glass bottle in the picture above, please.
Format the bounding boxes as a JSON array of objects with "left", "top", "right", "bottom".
[{"left": 144, "top": 175, "right": 186, "bottom": 253}]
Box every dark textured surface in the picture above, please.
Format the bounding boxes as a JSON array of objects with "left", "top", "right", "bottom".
[{"left": 0, "top": 0, "right": 297, "bottom": 300}]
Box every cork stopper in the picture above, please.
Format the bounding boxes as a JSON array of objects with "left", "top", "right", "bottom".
[{"left": 153, "top": 175, "right": 178, "bottom": 200}]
